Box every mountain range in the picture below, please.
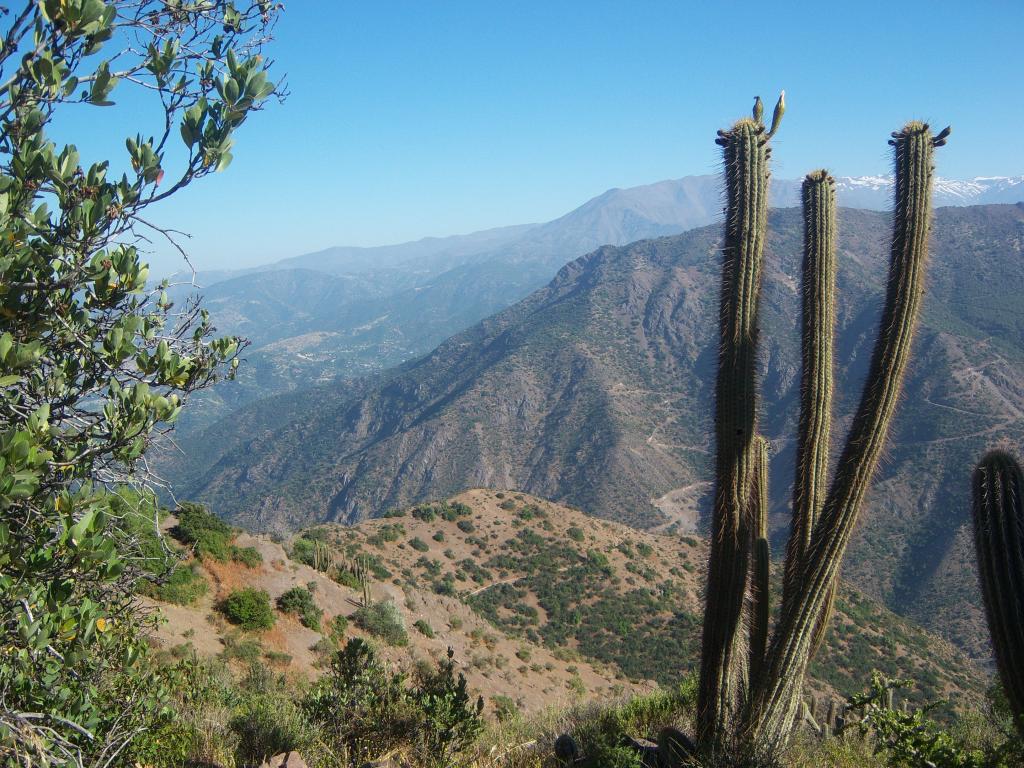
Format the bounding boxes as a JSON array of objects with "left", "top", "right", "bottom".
[
  {"left": 173, "top": 174, "right": 1024, "bottom": 432},
  {"left": 165, "top": 201, "right": 1024, "bottom": 663}
]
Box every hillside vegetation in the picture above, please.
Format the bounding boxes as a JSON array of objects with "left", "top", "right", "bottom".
[{"left": 147, "top": 491, "right": 987, "bottom": 720}]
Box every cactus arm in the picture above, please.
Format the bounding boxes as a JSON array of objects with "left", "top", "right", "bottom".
[
  {"left": 742, "top": 122, "right": 941, "bottom": 751},
  {"left": 749, "top": 437, "right": 771, "bottom": 686},
  {"left": 781, "top": 170, "right": 837, "bottom": 610},
  {"left": 697, "top": 116, "right": 772, "bottom": 745},
  {"left": 972, "top": 450, "right": 1024, "bottom": 736}
]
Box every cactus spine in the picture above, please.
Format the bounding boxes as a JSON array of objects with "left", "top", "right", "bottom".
[
  {"left": 696, "top": 101, "right": 945, "bottom": 759},
  {"left": 971, "top": 450, "right": 1024, "bottom": 737}
]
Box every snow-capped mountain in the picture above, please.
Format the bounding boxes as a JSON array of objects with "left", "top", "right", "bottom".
[{"left": 771, "top": 175, "right": 1024, "bottom": 209}]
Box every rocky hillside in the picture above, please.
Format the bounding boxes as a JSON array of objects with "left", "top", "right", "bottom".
[
  {"left": 165, "top": 203, "right": 1024, "bottom": 659},
  {"left": 148, "top": 491, "right": 987, "bottom": 718}
]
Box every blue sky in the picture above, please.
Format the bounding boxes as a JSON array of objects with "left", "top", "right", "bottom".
[{"left": 65, "top": 1, "right": 1024, "bottom": 275}]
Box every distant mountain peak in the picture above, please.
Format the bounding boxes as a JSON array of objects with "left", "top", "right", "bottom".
[{"left": 828, "top": 175, "right": 1024, "bottom": 205}]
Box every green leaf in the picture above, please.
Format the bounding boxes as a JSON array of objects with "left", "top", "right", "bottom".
[{"left": 69, "top": 509, "right": 97, "bottom": 546}]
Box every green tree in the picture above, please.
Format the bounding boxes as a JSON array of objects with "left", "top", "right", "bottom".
[{"left": 0, "top": 2, "right": 282, "bottom": 764}]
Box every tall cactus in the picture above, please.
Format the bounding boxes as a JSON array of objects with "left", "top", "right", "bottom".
[
  {"left": 971, "top": 450, "right": 1024, "bottom": 737},
  {"left": 695, "top": 99, "right": 946, "bottom": 759},
  {"left": 697, "top": 104, "right": 773, "bottom": 745}
]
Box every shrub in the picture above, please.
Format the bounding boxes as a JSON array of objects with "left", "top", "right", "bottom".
[
  {"left": 433, "top": 531, "right": 446, "bottom": 543},
  {"left": 492, "top": 695, "right": 518, "bottom": 723},
  {"left": 301, "top": 638, "right": 414, "bottom": 764},
  {"left": 434, "top": 576, "right": 458, "bottom": 597},
  {"left": 148, "top": 563, "right": 208, "bottom": 605},
  {"left": 310, "top": 637, "right": 337, "bottom": 667},
  {"left": 264, "top": 651, "right": 292, "bottom": 667},
  {"left": 332, "top": 567, "right": 363, "bottom": 590},
  {"left": 304, "top": 640, "right": 483, "bottom": 766},
  {"left": 441, "top": 502, "right": 472, "bottom": 521},
  {"left": 414, "top": 619, "right": 435, "bottom": 638},
  {"left": 329, "top": 614, "right": 349, "bottom": 640},
  {"left": 412, "top": 506, "right": 437, "bottom": 522},
  {"left": 567, "top": 526, "right": 585, "bottom": 542},
  {"left": 277, "top": 586, "right": 322, "bottom": 632},
  {"left": 457, "top": 519, "right": 475, "bottom": 533},
  {"left": 354, "top": 601, "right": 409, "bottom": 647},
  {"left": 290, "top": 536, "right": 331, "bottom": 570},
  {"left": 412, "top": 647, "right": 485, "bottom": 761},
  {"left": 564, "top": 684, "right": 697, "bottom": 768},
  {"left": 230, "top": 545, "right": 263, "bottom": 568},
  {"left": 221, "top": 589, "right": 275, "bottom": 630},
  {"left": 230, "top": 693, "right": 317, "bottom": 767},
  {"left": 174, "top": 503, "right": 233, "bottom": 561},
  {"left": 409, "top": 537, "right": 430, "bottom": 552},
  {"left": 220, "top": 632, "right": 264, "bottom": 663}
]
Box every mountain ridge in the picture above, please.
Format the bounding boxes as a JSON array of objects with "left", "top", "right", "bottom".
[{"left": 173, "top": 174, "right": 1024, "bottom": 434}]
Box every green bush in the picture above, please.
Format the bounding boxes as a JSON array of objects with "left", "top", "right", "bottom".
[
  {"left": 414, "top": 619, "right": 435, "bottom": 638},
  {"left": 567, "top": 526, "right": 585, "bottom": 542},
  {"left": 149, "top": 563, "right": 208, "bottom": 606},
  {"left": 290, "top": 536, "right": 330, "bottom": 569},
  {"left": 220, "top": 632, "right": 264, "bottom": 663},
  {"left": 329, "top": 614, "right": 349, "bottom": 640},
  {"left": 174, "top": 503, "right": 233, "bottom": 561},
  {"left": 564, "top": 683, "right": 696, "bottom": 768},
  {"left": 230, "top": 545, "right": 263, "bottom": 568},
  {"left": 221, "top": 588, "right": 275, "bottom": 631},
  {"left": 332, "top": 567, "right": 363, "bottom": 590},
  {"left": 409, "top": 537, "right": 430, "bottom": 552},
  {"left": 276, "top": 586, "right": 322, "bottom": 632},
  {"left": 353, "top": 600, "right": 409, "bottom": 647}
]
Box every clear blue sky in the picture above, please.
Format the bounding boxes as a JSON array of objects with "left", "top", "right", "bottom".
[{"left": 66, "top": 0, "right": 1024, "bottom": 275}]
